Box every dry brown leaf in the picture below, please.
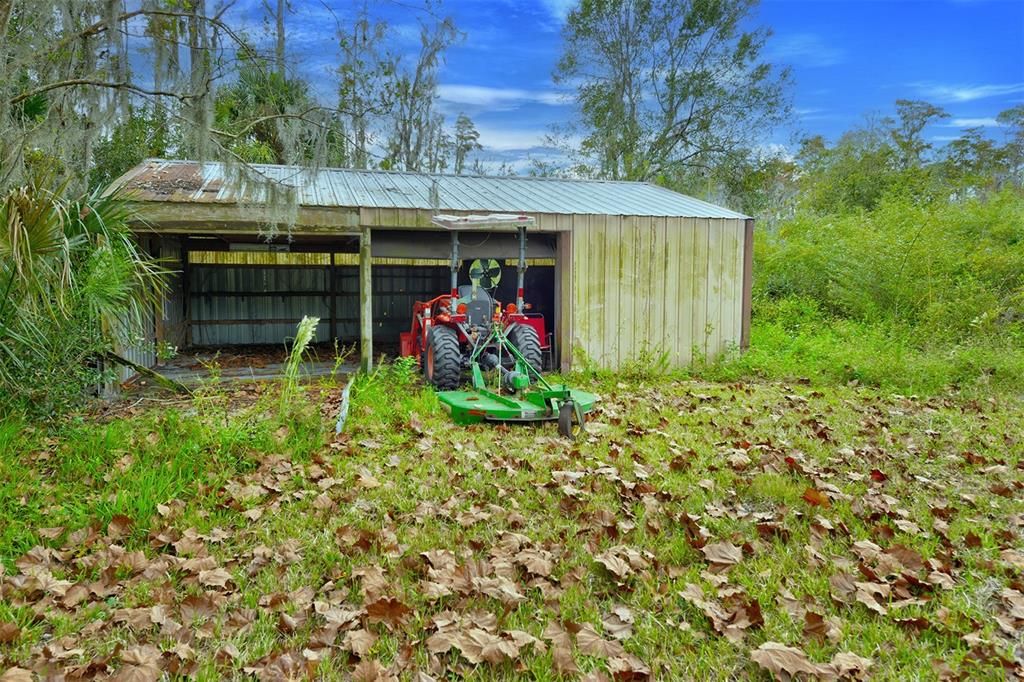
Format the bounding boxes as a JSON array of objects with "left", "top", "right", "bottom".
[
  {"left": 365, "top": 597, "right": 412, "bottom": 629},
  {"left": 750, "top": 642, "right": 835, "bottom": 679},
  {"left": 108, "top": 514, "right": 133, "bottom": 540},
  {"left": 595, "top": 549, "right": 634, "bottom": 580},
  {"left": 804, "top": 611, "right": 842, "bottom": 644},
  {"left": 701, "top": 541, "right": 743, "bottom": 567},
  {"left": 830, "top": 651, "right": 873, "bottom": 679},
  {"left": 345, "top": 628, "right": 378, "bottom": 656},
  {"left": 0, "top": 669, "right": 32, "bottom": 682},
  {"left": 543, "top": 621, "right": 580, "bottom": 675},
  {"left": 854, "top": 581, "right": 889, "bottom": 615},
  {"left": 198, "top": 567, "right": 232, "bottom": 589},
  {"left": 426, "top": 629, "right": 457, "bottom": 654},
  {"left": 802, "top": 488, "right": 831, "bottom": 508},
  {"left": 516, "top": 548, "right": 554, "bottom": 577},
  {"left": 353, "top": 565, "right": 389, "bottom": 601},
  {"left": 351, "top": 659, "right": 393, "bottom": 682},
  {"left": 608, "top": 653, "right": 652, "bottom": 681},
  {"left": 576, "top": 623, "right": 626, "bottom": 658},
  {"left": 0, "top": 622, "right": 20, "bottom": 644},
  {"left": 602, "top": 605, "right": 634, "bottom": 641},
  {"left": 454, "top": 628, "right": 516, "bottom": 664},
  {"left": 112, "top": 645, "right": 162, "bottom": 682}
]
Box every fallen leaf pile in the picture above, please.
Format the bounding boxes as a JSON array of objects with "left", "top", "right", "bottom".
[{"left": 1, "top": 379, "right": 1022, "bottom": 680}]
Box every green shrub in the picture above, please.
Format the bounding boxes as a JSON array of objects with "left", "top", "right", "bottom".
[
  {"left": 0, "top": 182, "right": 166, "bottom": 418},
  {"left": 756, "top": 190, "right": 1024, "bottom": 343}
]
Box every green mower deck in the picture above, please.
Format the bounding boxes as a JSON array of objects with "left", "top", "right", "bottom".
[{"left": 437, "top": 384, "right": 599, "bottom": 426}]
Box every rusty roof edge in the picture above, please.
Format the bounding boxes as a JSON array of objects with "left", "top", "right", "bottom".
[{"left": 103, "top": 158, "right": 160, "bottom": 198}]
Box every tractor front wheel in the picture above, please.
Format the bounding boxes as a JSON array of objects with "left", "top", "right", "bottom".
[
  {"left": 424, "top": 325, "right": 461, "bottom": 390},
  {"left": 509, "top": 324, "right": 542, "bottom": 377}
]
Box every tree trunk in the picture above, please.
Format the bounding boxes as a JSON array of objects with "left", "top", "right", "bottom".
[{"left": 275, "top": 0, "right": 285, "bottom": 78}]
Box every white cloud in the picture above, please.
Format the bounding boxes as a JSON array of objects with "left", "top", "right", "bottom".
[
  {"left": 472, "top": 126, "right": 551, "bottom": 151},
  {"left": 437, "top": 84, "right": 570, "bottom": 109},
  {"left": 538, "top": 0, "right": 576, "bottom": 23},
  {"left": 947, "top": 117, "right": 1005, "bottom": 127},
  {"left": 767, "top": 34, "right": 846, "bottom": 68},
  {"left": 471, "top": 125, "right": 582, "bottom": 153},
  {"left": 911, "top": 82, "right": 1024, "bottom": 103}
]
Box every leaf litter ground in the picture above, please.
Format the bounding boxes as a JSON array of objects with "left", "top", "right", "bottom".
[{"left": 0, "top": 375, "right": 1022, "bottom": 680}]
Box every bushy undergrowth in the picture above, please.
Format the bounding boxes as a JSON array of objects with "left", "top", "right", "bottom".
[
  {"left": 0, "top": 182, "right": 165, "bottom": 419},
  {"left": 757, "top": 190, "right": 1023, "bottom": 343},
  {"left": 703, "top": 297, "right": 1024, "bottom": 394},
  {"left": 697, "top": 190, "right": 1024, "bottom": 394}
]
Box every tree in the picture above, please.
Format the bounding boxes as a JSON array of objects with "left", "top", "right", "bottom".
[
  {"left": 337, "top": 6, "right": 398, "bottom": 169},
  {"left": 453, "top": 113, "right": 482, "bottom": 174},
  {"left": 0, "top": 2, "right": 343, "bottom": 193},
  {"left": 263, "top": 0, "right": 291, "bottom": 78},
  {"left": 89, "top": 105, "right": 176, "bottom": 189},
  {"left": 942, "top": 127, "right": 1006, "bottom": 191},
  {"left": 384, "top": 15, "right": 460, "bottom": 171},
  {"left": 554, "top": 0, "right": 790, "bottom": 181},
  {"left": 997, "top": 104, "right": 1024, "bottom": 188},
  {"left": 889, "top": 99, "right": 949, "bottom": 169},
  {"left": 795, "top": 119, "right": 901, "bottom": 213}
]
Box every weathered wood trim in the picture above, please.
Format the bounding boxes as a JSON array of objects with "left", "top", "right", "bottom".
[
  {"left": 359, "top": 226, "right": 373, "bottom": 372},
  {"left": 741, "top": 218, "right": 754, "bottom": 349},
  {"left": 130, "top": 202, "right": 361, "bottom": 234}
]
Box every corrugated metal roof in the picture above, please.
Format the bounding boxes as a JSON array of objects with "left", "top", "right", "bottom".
[{"left": 111, "top": 159, "right": 749, "bottom": 219}]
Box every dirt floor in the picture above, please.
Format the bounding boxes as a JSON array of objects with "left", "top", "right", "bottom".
[{"left": 126, "top": 344, "right": 357, "bottom": 389}]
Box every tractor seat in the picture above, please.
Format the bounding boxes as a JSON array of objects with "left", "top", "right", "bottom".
[
  {"left": 458, "top": 285, "right": 493, "bottom": 326},
  {"left": 457, "top": 285, "right": 492, "bottom": 303}
]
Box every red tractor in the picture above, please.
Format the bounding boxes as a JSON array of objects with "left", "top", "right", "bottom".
[{"left": 399, "top": 214, "right": 549, "bottom": 389}]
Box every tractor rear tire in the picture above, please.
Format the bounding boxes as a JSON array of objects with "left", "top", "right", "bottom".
[
  {"left": 424, "top": 325, "right": 461, "bottom": 390},
  {"left": 509, "top": 324, "right": 542, "bottom": 377}
]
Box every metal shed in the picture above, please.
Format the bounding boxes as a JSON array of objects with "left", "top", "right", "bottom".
[{"left": 110, "top": 159, "right": 752, "bottom": 372}]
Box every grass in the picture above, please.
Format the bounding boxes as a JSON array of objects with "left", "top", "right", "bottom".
[
  {"left": 0, "top": 365, "right": 1022, "bottom": 679},
  {"left": 695, "top": 298, "right": 1024, "bottom": 396}
]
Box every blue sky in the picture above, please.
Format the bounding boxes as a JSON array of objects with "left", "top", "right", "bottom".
[{"left": 233, "top": 0, "right": 1024, "bottom": 169}]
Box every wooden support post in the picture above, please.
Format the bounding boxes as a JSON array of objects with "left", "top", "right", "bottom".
[
  {"left": 359, "top": 226, "right": 373, "bottom": 372},
  {"left": 152, "top": 237, "right": 164, "bottom": 362},
  {"left": 181, "top": 242, "right": 192, "bottom": 347},
  {"left": 329, "top": 252, "right": 338, "bottom": 342}
]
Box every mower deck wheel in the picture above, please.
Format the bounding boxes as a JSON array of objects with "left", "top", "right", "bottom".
[{"left": 558, "top": 400, "right": 583, "bottom": 440}]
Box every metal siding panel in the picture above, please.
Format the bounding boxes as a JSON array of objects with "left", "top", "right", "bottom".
[
  {"left": 589, "top": 215, "right": 606, "bottom": 367},
  {"left": 572, "top": 215, "right": 591, "bottom": 367},
  {"left": 721, "top": 219, "right": 739, "bottom": 353},
  {"left": 676, "top": 218, "right": 694, "bottom": 366},
  {"left": 662, "top": 218, "right": 682, "bottom": 365},
  {"left": 690, "top": 218, "right": 709, "bottom": 360},
  {"left": 707, "top": 219, "right": 724, "bottom": 359},
  {"left": 643, "top": 216, "right": 658, "bottom": 357},
  {"left": 654, "top": 218, "right": 669, "bottom": 361},
  {"left": 600, "top": 215, "right": 618, "bottom": 369},
  {"left": 619, "top": 216, "right": 638, "bottom": 366}
]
